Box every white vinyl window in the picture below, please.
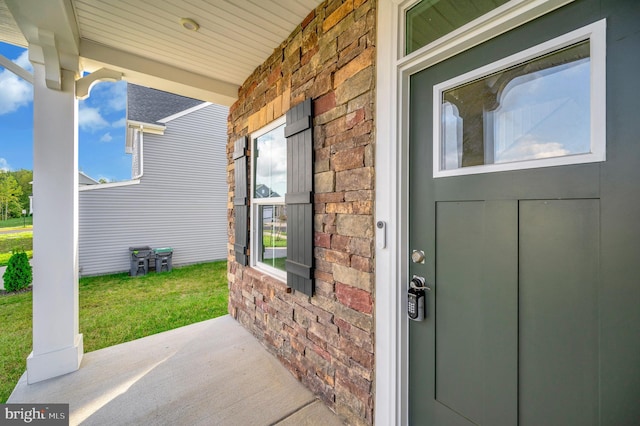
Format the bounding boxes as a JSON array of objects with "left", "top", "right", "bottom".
[
  {"left": 433, "top": 20, "right": 606, "bottom": 177},
  {"left": 251, "top": 116, "right": 287, "bottom": 281}
]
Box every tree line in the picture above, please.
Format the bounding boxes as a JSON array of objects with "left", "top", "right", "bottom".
[{"left": 0, "top": 169, "right": 32, "bottom": 220}]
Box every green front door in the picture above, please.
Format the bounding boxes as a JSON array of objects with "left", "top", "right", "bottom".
[{"left": 408, "top": 1, "right": 640, "bottom": 424}]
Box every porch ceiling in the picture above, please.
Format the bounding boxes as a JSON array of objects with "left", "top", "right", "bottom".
[{"left": 0, "top": 0, "right": 322, "bottom": 105}]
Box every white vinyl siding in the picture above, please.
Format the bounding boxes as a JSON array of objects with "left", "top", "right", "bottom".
[{"left": 78, "top": 103, "right": 229, "bottom": 276}]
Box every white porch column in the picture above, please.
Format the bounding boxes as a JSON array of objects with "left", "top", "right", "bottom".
[{"left": 27, "top": 62, "right": 83, "bottom": 384}]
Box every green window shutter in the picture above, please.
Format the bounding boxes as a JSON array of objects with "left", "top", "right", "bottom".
[
  {"left": 285, "top": 99, "right": 314, "bottom": 296},
  {"left": 233, "top": 136, "right": 249, "bottom": 266}
]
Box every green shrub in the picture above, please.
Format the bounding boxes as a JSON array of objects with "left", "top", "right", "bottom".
[{"left": 3, "top": 250, "right": 32, "bottom": 292}]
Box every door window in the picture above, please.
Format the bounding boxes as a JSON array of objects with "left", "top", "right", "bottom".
[{"left": 433, "top": 21, "right": 606, "bottom": 177}]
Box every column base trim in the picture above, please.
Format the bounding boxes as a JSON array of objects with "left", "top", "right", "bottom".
[{"left": 27, "top": 334, "right": 84, "bottom": 384}]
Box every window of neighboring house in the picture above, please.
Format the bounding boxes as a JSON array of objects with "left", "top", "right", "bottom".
[
  {"left": 433, "top": 20, "right": 606, "bottom": 177},
  {"left": 251, "top": 116, "right": 287, "bottom": 281}
]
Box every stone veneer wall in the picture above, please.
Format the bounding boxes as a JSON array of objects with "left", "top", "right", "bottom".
[{"left": 227, "top": 1, "right": 376, "bottom": 424}]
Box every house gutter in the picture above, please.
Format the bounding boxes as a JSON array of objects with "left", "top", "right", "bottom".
[{"left": 124, "top": 120, "right": 165, "bottom": 180}]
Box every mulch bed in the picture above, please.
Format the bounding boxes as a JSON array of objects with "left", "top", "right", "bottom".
[{"left": 0, "top": 285, "right": 33, "bottom": 296}]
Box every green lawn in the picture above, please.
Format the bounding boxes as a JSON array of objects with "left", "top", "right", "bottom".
[
  {"left": 0, "top": 232, "right": 33, "bottom": 267},
  {"left": 262, "top": 233, "right": 287, "bottom": 248},
  {"left": 0, "top": 260, "right": 229, "bottom": 403},
  {"left": 0, "top": 217, "right": 33, "bottom": 229},
  {"left": 266, "top": 257, "right": 287, "bottom": 271},
  {"left": 0, "top": 290, "right": 31, "bottom": 403}
]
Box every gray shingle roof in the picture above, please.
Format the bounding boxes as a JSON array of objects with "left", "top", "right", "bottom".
[{"left": 127, "top": 84, "right": 204, "bottom": 125}]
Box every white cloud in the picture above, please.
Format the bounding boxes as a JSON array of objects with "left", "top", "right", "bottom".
[
  {"left": 100, "top": 132, "right": 113, "bottom": 142},
  {"left": 496, "top": 137, "right": 570, "bottom": 163},
  {"left": 78, "top": 105, "right": 109, "bottom": 131},
  {"left": 90, "top": 80, "right": 126, "bottom": 112},
  {"left": 14, "top": 50, "right": 33, "bottom": 72},
  {"left": 0, "top": 158, "right": 11, "bottom": 172},
  {"left": 106, "top": 81, "right": 127, "bottom": 111},
  {"left": 111, "top": 117, "right": 126, "bottom": 128},
  {"left": 0, "top": 50, "right": 33, "bottom": 115},
  {"left": 255, "top": 136, "right": 287, "bottom": 196}
]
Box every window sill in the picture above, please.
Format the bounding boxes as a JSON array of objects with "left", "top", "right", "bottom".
[{"left": 251, "top": 263, "right": 287, "bottom": 285}]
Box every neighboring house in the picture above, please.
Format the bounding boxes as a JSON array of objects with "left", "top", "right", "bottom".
[
  {"left": 254, "top": 184, "right": 280, "bottom": 198},
  {"left": 78, "top": 171, "right": 98, "bottom": 186},
  {"left": 3, "top": 2, "right": 639, "bottom": 426},
  {"left": 78, "top": 84, "right": 228, "bottom": 276}
]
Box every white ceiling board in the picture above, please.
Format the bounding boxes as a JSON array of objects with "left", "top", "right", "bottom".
[
  {"left": 72, "top": 0, "right": 323, "bottom": 86},
  {"left": 0, "top": 0, "right": 26, "bottom": 47},
  {"left": 0, "top": 0, "right": 323, "bottom": 101}
]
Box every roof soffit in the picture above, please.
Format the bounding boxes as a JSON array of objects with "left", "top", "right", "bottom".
[
  {"left": 0, "top": 0, "right": 323, "bottom": 103},
  {"left": 0, "top": 0, "right": 27, "bottom": 47}
]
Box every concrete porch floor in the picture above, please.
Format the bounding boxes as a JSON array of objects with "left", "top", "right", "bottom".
[{"left": 9, "top": 315, "right": 344, "bottom": 425}]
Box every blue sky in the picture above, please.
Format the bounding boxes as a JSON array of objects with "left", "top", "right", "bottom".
[{"left": 0, "top": 42, "right": 130, "bottom": 181}]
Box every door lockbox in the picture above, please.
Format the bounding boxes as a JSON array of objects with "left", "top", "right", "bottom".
[{"left": 408, "top": 275, "right": 428, "bottom": 321}]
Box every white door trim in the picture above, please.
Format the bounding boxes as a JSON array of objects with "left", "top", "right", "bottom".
[{"left": 374, "top": 0, "right": 577, "bottom": 424}]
